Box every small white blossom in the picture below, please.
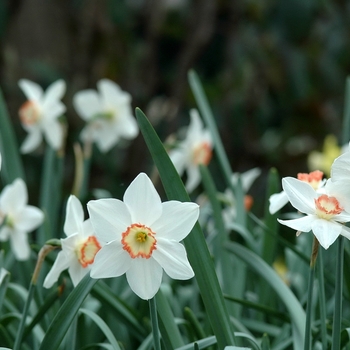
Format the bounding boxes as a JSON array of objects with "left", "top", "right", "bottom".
[
  {"left": 18, "top": 79, "right": 66, "bottom": 153},
  {"left": 44, "top": 195, "right": 102, "bottom": 288},
  {"left": 73, "top": 79, "right": 139, "bottom": 152},
  {"left": 0, "top": 179, "right": 44, "bottom": 260},
  {"left": 169, "top": 109, "right": 213, "bottom": 192},
  {"left": 88, "top": 173, "right": 199, "bottom": 300}
]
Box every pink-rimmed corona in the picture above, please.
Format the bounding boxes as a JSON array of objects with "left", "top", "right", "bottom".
[
  {"left": 192, "top": 141, "right": 212, "bottom": 166},
  {"left": 19, "top": 100, "right": 41, "bottom": 127},
  {"left": 122, "top": 223, "right": 156, "bottom": 259},
  {"left": 76, "top": 236, "right": 101, "bottom": 268}
]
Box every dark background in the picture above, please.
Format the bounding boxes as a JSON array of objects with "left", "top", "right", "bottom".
[{"left": 1, "top": 0, "right": 350, "bottom": 200}]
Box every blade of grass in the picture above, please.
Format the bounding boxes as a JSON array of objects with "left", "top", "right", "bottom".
[
  {"left": 188, "top": 70, "right": 245, "bottom": 226},
  {"left": 225, "top": 241, "right": 305, "bottom": 348},
  {"left": 0, "top": 88, "right": 25, "bottom": 184},
  {"left": 39, "top": 275, "right": 98, "bottom": 350},
  {"left": 135, "top": 107, "right": 235, "bottom": 348}
]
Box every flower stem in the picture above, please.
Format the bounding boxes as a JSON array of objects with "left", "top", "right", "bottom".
[
  {"left": 332, "top": 236, "right": 344, "bottom": 350},
  {"left": 304, "top": 237, "right": 319, "bottom": 350},
  {"left": 149, "top": 297, "right": 161, "bottom": 350}
]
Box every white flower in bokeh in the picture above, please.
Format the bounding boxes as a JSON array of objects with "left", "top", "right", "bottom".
[
  {"left": 0, "top": 179, "right": 44, "bottom": 260},
  {"left": 18, "top": 79, "right": 66, "bottom": 153},
  {"left": 73, "top": 79, "right": 139, "bottom": 152},
  {"left": 277, "top": 177, "right": 350, "bottom": 249},
  {"left": 88, "top": 173, "right": 199, "bottom": 300},
  {"left": 169, "top": 109, "right": 213, "bottom": 192},
  {"left": 44, "top": 195, "right": 101, "bottom": 288},
  {"left": 269, "top": 170, "right": 325, "bottom": 214}
]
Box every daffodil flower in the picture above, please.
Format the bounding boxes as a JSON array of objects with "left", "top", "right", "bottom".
[
  {"left": 0, "top": 179, "right": 44, "bottom": 260},
  {"left": 73, "top": 79, "right": 139, "bottom": 152},
  {"left": 277, "top": 177, "right": 350, "bottom": 249},
  {"left": 269, "top": 170, "right": 325, "bottom": 214},
  {"left": 169, "top": 109, "right": 213, "bottom": 193},
  {"left": 88, "top": 172, "right": 199, "bottom": 300},
  {"left": 44, "top": 195, "right": 101, "bottom": 288},
  {"left": 18, "top": 79, "right": 66, "bottom": 153}
]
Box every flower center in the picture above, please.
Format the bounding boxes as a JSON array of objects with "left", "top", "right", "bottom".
[
  {"left": 122, "top": 223, "right": 157, "bottom": 259},
  {"left": 76, "top": 236, "right": 101, "bottom": 268},
  {"left": 297, "top": 170, "right": 323, "bottom": 190},
  {"left": 19, "top": 100, "right": 41, "bottom": 126},
  {"left": 192, "top": 142, "right": 212, "bottom": 165},
  {"left": 92, "top": 110, "right": 114, "bottom": 122},
  {"left": 315, "top": 194, "right": 343, "bottom": 220}
]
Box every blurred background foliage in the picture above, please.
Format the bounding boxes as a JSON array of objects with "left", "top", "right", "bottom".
[{"left": 0, "top": 0, "right": 350, "bottom": 203}]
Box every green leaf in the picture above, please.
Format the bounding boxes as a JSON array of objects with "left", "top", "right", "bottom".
[
  {"left": 79, "top": 308, "right": 121, "bottom": 350},
  {"left": 39, "top": 275, "right": 98, "bottom": 350},
  {"left": 0, "top": 88, "right": 25, "bottom": 184},
  {"left": 135, "top": 107, "right": 235, "bottom": 348},
  {"left": 225, "top": 241, "right": 305, "bottom": 348}
]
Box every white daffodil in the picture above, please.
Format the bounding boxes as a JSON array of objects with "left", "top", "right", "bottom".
[
  {"left": 277, "top": 177, "right": 350, "bottom": 249},
  {"left": 169, "top": 109, "right": 213, "bottom": 193},
  {"left": 269, "top": 170, "right": 326, "bottom": 214},
  {"left": 0, "top": 179, "right": 44, "bottom": 260},
  {"left": 73, "top": 79, "right": 139, "bottom": 152},
  {"left": 44, "top": 195, "right": 102, "bottom": 288},
  {"left": 88, "top": 172, "right": 199, "bottom": 300},
  {"left": 18, "top": 79, "right": 66, "bottom": 153},
  {"left": 331, "top": 148, "right": 350, "bottom": 181}
]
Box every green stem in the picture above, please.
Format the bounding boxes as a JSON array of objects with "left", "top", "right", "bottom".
[
  {"left": 13, "top": 282, "right": 35, "bottom": 350},
  {"left": 316, "top": 248, "right": 328, "bottom": 350},
  {"left": 304, "top": 237, "right": 319, "bottom": 350},
  {"left": 149, "top": 297, "right": 161, "bottom": 350},
  {"left": 332, "top": 236, "right": 344, "bottom": 350}
]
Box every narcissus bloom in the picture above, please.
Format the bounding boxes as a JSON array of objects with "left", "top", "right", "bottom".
[
  {"left": 0, "top": 179, "right": 44, "bottom": 260},
  {"left": 277, "top": 177, "right": 350, "bottom": 249},
  {"left": 169, "top": 109, "right": 213, "bottom": 192},
  {"left": 88, "top": 173, "right": 199, "bottom": 300},
  {"left": 73, "top": 79, "right": 139, "bottom": 152},
  {"left": 18, "top": 79, "right": 66, "bottom": 153},
  {"left": 44, "top": 195, "right": 101, "bottom": 288},
  {"left": 269, "top": 170, "right": 325, "bottom": 214}
]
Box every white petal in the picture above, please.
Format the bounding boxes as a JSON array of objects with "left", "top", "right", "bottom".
[
  {"left": 94, "top": 122, "right": 119, "bottom": 152},
  {"left": 16, "top": 206, "right": 44, "bottom": 232},
  {"left": 0, "top": 179, "right": 27, "bottom": 213},
  {"left": 42, "top": 80, "right": 66, "bottom": 109},
  {"left": 187, "top": 109, "right": 204, "bottom": 140},
  {"left": 68, "top": 260, "right": 89, "bottom": 287},
  {"left": 282, "top": 177, "right": 316, "bottom": 214},
  {"left": 324, "top": 179, "right": 350, "bottom": 213},
  {"left": 87, "top": 198, "right": 131, "bottom": 243},
  {"left": 126, "top": 258, "right": 163, "bottom": 300},
  {"left": 43, "top": 120, "right": 63, "bottom": 150},
  {"left": 278, "top": 215, "right": 317, "bottom": 232},
  {"left": 73, "top": 90, "right": 102, "bottom": 121},
  {"left": 232, "top": 168, "right": 261, "bottom": 192},
  {"left": 98, "top": 79, "right": 131, "bottom": 107},
  {"left": 269, "top": 191, "right": 289, "bottom": 214},
  {"left": 44, "top": 101, "right": 66, "bottom": 121},
  {"left": 0, "top": 226, "right": 11, "bottom": 241},
  {"left": 64, "top": 195, "right": 84, "bottom": 236},
  {"left": 185, "top": 165, "right": 201, "bottom": 193},
  {"left": 169, "top": 146, "right": 188, "bottom": 175},
  {"left": 331, "top": 151, "right": 350, "bottom": 181},
  {"left": 81, "top": 219, "right": 95, "bottom": 238},
  {"left": 90, "top": 241, "right": 130, "bottom": 278},
  {"left": 311, "top": 219, "right": 342, "bottom": 249},
  {"left": 123, "top": 173, "right": 162, "bottom": 226},
  {"left": 10, "top": 230, "right": 30, "bottom": 261},
  {"left": 18, "top": 79, "right": 43, "bottom": 102},
  {"left": 340, "top": 225, "right": 350, "bottom": 241},
  {"left": 21, "top": 129, "right": 42, "bottom": 154},
  {"left": 152, "top": 201, "right": 199, "bottom": 241},
  {"left": 43, "top": 251, "right": 71, "bottom": 288},
  {"left": 152, "top": 238, "right": 194, "bottom": 279}
]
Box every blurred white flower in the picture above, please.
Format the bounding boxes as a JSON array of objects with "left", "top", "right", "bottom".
[
  {"left": 277, "top": 177, "right": 350, "bottom": 249},
  {"left": 0, "top": 179, "right": 44, "bottom": 260},
  {"left": 0, "top": 268, "right": 9, "bottom": 285},
  {"left": 73, "top": 79, "right": 139, "bottom": 152},
  {"left": 18, "top": 79, "right": 66, "bottom": 153},
  {"left": 269, "top": 170, "right": 325, "bottom": 214},
  {"left": 44, "top": 195, "right": 102, "bottom": 288},
  {"left": 88, "top": 173, "right": 199, "bottom": 300},
  {"left": 169, "top": 109, "right": 213, "bottom": 192}
]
